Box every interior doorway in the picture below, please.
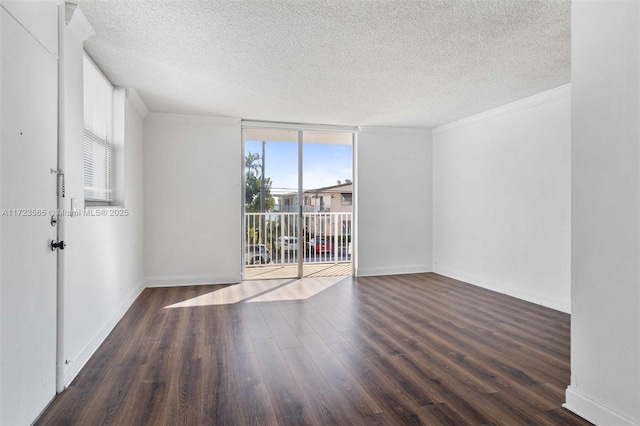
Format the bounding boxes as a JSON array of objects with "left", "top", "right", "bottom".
[{"left": 242, "top": 124, "right": 355, "bottom": 280}]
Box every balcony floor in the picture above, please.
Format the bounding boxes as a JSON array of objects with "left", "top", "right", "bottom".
[{"left": 245, "top": 262, "right": 352, "bottom": 279}]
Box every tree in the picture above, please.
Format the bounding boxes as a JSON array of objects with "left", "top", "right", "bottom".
[
  {"left": 245, "top": 152, "right": 261, "bottom": 176},
  {"left": 245, "top": 152, "right": 275, "bottom": 213}
]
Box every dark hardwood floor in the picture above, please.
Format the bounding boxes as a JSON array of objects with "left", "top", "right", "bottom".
[{"left": 37, "top": 273, "right": 591, "bottom": 425}]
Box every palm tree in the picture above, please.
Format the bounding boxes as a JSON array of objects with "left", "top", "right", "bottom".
[
  {"left": 245, "top": 152, "right": 261, "bottom": 178},
  {"left": 245, "top": 152, "right": 275, "bottom": 212}
]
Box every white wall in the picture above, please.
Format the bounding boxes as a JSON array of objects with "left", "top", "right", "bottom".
[
  {"left": 60, "top": 10, "right": 146, "bottom": 386},
  {"left": 431, "top": 85, "right": 571, "bottom": 313},
  {"left": 566, "top": 1, "right": 640, "bottom": 425},
  {"left": 356, "top": 127, "right": 432, "bottom": 276},
  {"left": 144, "top": 114, "right": 242, "bottom": 286},
  {"left": 0, "top": 0, "right": 57, "bottom": 55},
  {"left": 0, "top": 8, "right": 4, "bottom": 422}
]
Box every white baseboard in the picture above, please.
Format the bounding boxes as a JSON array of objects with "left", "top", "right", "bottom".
[
  {"left": 564, "top": 386, "right": 640, "bottom": 426},
  {"left": 432, "top": 264, "right": 570, "bottom": 313},
  {"left": 145, "top": 274, "right": 242, "bottom": 287},
  {"left": 63, "top": 279, "right": 145, "bottom": 387},
  {"left": 356, "top": 264, "right": 433, "bottom": 277}
]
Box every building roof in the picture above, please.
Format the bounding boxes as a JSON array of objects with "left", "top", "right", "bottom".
[{"left": 279, "top": 182, "right": 352, "bottom": 199}]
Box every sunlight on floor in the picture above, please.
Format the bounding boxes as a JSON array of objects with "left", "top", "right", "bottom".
[{"left": 163, "top": 275, "right": 346, "bottom": 308}]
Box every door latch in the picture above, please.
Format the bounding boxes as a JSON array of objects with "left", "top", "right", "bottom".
[
  {"left": 50, "top": 168, "right": 65, "bottom": 197},
  {"left": 51, "top": 240, "right": 66, "bottom": 251}
]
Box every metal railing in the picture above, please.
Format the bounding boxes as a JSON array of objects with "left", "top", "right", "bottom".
[{"left": 245, "top": 212, "right": 352, "bottom": 266}]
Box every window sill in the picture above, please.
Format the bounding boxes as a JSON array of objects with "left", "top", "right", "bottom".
[
  {"left": 84, "top": 203, "right": 125, "bottom": 209},
  {"left": 81, "top": 203, "right": 130, "bottom": 218}
]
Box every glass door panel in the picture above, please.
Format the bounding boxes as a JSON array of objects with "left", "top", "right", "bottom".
[
  {"left": 244, "top": 128, "right": 300, "bottom": 279},
  {"left": 302, "top": 131, "right": 353, "bottom": 272}
]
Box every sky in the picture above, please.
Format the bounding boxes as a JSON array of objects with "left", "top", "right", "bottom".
[{"left": 245, "top": 140, "right": 353, "bottom": 195}]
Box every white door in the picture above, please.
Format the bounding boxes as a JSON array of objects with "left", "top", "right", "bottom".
[{"left": 0, "top": 5, "right": 59, "bottom": 425}]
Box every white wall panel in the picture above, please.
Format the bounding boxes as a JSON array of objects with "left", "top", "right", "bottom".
[
  {"left": 60, "top": 14, "right": 146, "bottom": 387},
  {"left": 432, "top": 85, "right": 571, "bottom": 313},
  {"left": 356, "top": 127, "right": 432, "bottom": 276},
  {"left": 567, "top": 1, "right": 640, "bottom": 424},
  {"left": 144, "top": 114, "right": 242, "bottom": 286}
]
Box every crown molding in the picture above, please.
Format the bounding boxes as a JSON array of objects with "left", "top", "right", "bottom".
[{"left": 432, "top": 83, "right": 571, "bottom": 136}]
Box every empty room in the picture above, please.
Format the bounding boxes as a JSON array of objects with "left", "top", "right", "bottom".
[{"left": 1, "top": 0, "right": 638, "bottom": 425}]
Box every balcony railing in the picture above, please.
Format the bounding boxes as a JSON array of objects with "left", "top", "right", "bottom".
[{"left": 245, "top": 212, "right": 352, "bottom": 266}]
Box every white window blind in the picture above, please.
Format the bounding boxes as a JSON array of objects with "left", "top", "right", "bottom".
[{"left": 83, "top": 54, "right": 114, "bottom": 203}]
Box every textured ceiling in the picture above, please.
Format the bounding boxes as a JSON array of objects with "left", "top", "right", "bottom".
[{"left": 77, "top": 0, "right": 570, "bottom": 129}]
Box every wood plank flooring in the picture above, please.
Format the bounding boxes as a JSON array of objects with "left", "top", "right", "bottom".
[{"left": 36, "top": 273, "right": 592, "bottom": 425}]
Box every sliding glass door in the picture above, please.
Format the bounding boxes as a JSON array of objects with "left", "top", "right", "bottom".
[
  {"left": 301, "top": 131, "right": 354, "bottom": 273},
  {"left": 242, "top": 125, "right": 354, "bottom": 280}
]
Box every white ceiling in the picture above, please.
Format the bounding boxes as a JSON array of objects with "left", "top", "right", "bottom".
[{"left": 77, "top": 0, "right": 570, "bottom": 129}]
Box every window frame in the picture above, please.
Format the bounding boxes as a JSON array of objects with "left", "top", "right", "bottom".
[{"left": 83, "top": 52, "right": 115, "bottom": 206}]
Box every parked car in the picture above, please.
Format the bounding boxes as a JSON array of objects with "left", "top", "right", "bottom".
[
  {"left": 246, "top": 244, "right": 271, "bottom": 264},
  {"left": 307, "top": 237, "right": 332, "bottom": 254},
  {"left": 275, "top": 236, "right": 299, "bottom": 252}
]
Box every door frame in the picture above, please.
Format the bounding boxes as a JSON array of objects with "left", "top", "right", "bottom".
[{"left": 241, "top": 121, "right": 358, "bottom": 280}]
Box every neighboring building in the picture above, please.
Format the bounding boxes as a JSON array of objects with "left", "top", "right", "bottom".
[
  {"left": 276, "top": 182, "right": 352, "bottom": 238},
  {"left": 277, "top": 181, "right": 353, "bottom": 213}
]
